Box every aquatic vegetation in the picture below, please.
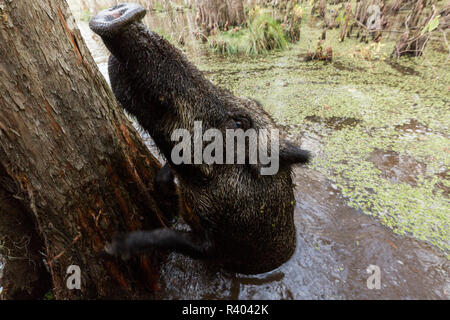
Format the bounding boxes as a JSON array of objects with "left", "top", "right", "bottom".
[
  {"left": 197, "top": 25, "right": 450, "bottom": 254},
  {"left": 314, "top": 127, "right": 449, "bottom": 251}
]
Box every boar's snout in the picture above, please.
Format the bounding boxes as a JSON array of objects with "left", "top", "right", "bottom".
[{"left": 89, "top": 3, "right": 146, "bottom": 37}]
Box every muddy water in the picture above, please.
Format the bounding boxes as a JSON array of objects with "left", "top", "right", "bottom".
[
  {"left": 68, "top": 1, "right": 449, "bottom": 299},
  {"left": 156, "top": 168, "right": 449, "bottom": 299}
]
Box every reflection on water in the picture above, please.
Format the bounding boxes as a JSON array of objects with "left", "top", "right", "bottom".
[
  {"left": 67, "top": 0, "right": 449, "bottom": 299},
  {"left": 155, "top": 168, "right": 449, "bottom": 299},
  {"left": 369, "top": 149, "right": 427, "bottom": 186}
]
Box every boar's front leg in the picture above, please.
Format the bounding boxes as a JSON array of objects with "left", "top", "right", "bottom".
[{"left": 105, "top": 229, "right": 214, "bottom": 260}]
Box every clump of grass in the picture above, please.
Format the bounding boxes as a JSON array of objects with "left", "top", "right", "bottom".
[{"left": 210, "top": 7, "right": 288, "bottom": 55}]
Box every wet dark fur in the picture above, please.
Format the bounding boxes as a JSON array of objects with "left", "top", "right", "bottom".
[{"left": 93, "top": 12, "right": 310, "bottom": 274}]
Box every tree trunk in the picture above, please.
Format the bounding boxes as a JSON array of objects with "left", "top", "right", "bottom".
[
  {"left": 391, "top": 0, "right": 434, "bottom": 57},
  {"left": 0, "top": 0, "right": 170, "bottom": 299},
  {"left": 318, "top": 0, "right": 327, "bottom": 19},
  {"left": 311, "top": 0, "right": 326, "bottom": 18},
  {"left": 339, "top": 1, "right": 353, "bottom": 41},
  {"left": 351, "top": 0, "right": 384, "bottom": 41},
  {"left": 195, "top": 0, "right": 246, "bottom": 34}
]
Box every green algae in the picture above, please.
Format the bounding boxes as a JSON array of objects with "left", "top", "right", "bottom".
[
  {"left": 313, "top": 127, "right": 449, "bottom": 251},
  {"left": 195, "top": 24, "right": 450, "bottom": 254}
]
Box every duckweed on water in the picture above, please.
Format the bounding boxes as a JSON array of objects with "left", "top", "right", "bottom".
[{"left": 196, "top": 26, "right": 450, "bottom": 254}]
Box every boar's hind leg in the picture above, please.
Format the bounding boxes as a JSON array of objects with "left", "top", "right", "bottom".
[
  {"left": 154, "top": 163, "right": 180, "bottom": 225},
  {"left": 107, "top": 54, "right": 133, "bottom": 111},
  {"left": 105, "top": 229, "right": 213, "bottom": 260}
]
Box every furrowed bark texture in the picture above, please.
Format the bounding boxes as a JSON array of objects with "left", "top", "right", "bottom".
[{"left": 0, "top": 0, "right": 168, "bottom": 299}]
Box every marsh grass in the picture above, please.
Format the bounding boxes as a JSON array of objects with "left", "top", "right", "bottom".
[{"left": 210, "top": 8, "right": 289, "bottom": 56}]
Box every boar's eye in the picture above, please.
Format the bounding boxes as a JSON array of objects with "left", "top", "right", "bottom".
[
  {"left": 232, "top": 117, "right": 251, "bottom": 130},
  {"left": 225, "top": 112, "right": 252, "bottom": 130}
]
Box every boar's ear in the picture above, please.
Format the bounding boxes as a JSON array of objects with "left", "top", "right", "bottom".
[{"left": 279, "top": 140, "right": 311, "bottom": 167}]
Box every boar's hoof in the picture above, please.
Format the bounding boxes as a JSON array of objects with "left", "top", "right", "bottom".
[{"left": 104, "top": 233, "right": 132, "bottom": 260}]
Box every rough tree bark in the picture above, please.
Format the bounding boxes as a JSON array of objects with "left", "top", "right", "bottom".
[{"left": 0, "top": 0, "right": 171, "bottom": 299}]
